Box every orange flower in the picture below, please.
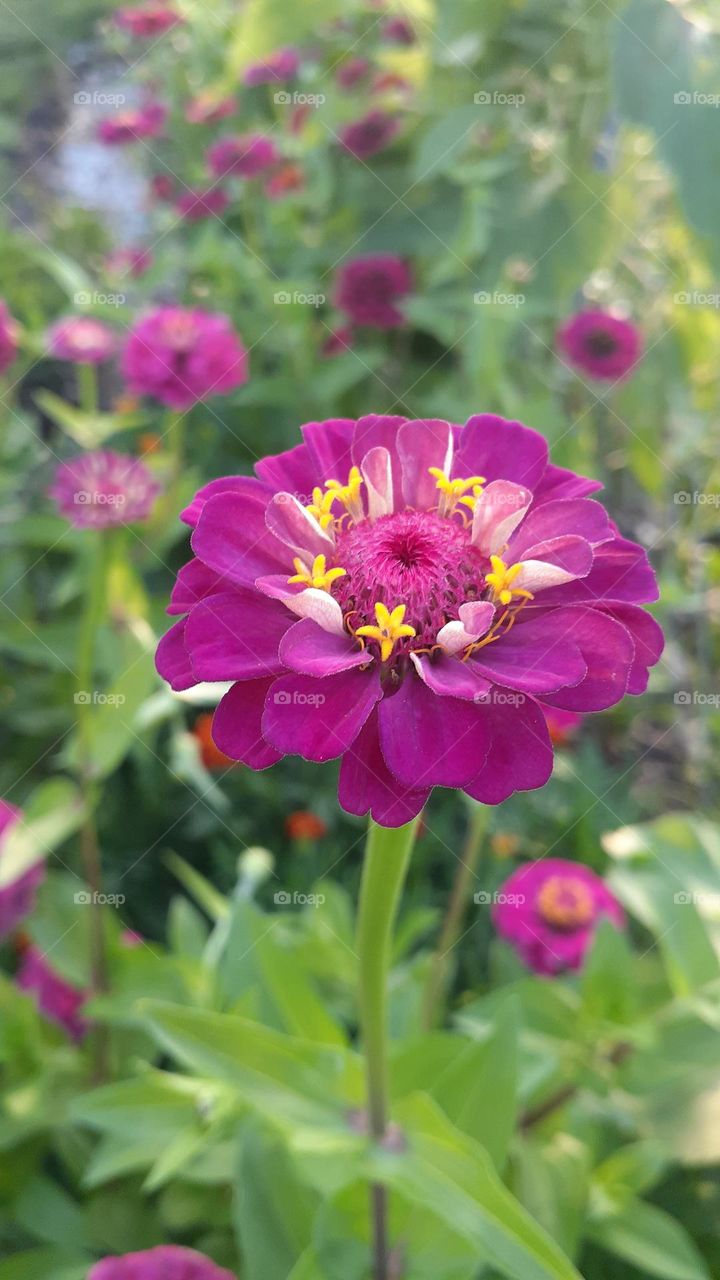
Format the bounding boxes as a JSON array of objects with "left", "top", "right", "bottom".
[
  {"left": 138, "top": 432, "right": 161, "bottom": 455},
  {"left": 285, "top": 810, "right": 327, "bottom": 841},
  {"left": 113, "top": 393, "right": 140, "bottom": 415},
  {"left": 193, "top": 713, "right": 237, "bottom": 771},
  {"left": 491, "top": 833, "right": 520, "bottom": 859}
]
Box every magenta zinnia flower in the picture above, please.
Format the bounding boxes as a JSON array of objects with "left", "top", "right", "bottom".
[
  {"left": 176, "top": 187, "right": 230, "bottom": 221},
  {"left": 156, "top": 415, "right": 663, "bottom": 827},
  {"left": 0, "top": 802, "right": 44, "bottom": 939},
  {"left": 382, "top": 16, "right": 416, "bottom": 44},
  {"left": 0, "top": 300, "right": 18, "bottom": 374},
  {"left": 122, "top": 307, "right": 248, "bottom": 409},
  {"left": 114, "top": 4, "right": 180, "bottom": 37},
  {"left": 336, "top": 57, "right": 371, "bottom": 90},
  {"left": 97, "top": 101, "right": 166, "bottom": 145},
  {"left": 47, "top": 316, "right": 117, "bottom": 364},
  {"left": 557, "top": 308, "right": 642, "bottom": 381},
  {"left": 339, "top": 110, "right": 401, "bottom": 159},
  {"left": 16, "top": 945, "right": 87, "bottom": 1041},
  {"left": 335, "top": 254, "right": 412, "bottom": 329},
  {"left": 243, "top": 46, "right": 300, "bottom": 86},
  {"left": 88, "top": 1245, "right": 236, "bottom": 1280},
  {"left": 493, "top": 857, "right": 625, "bottom": 974},
  {"left": 207, "top": 134, "right": 279, "bottom": 179},
  {"left": 50, "top": 450, "right": 161, "bottom": 528}
]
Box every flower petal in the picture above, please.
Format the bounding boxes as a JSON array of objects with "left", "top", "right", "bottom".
[
  {"left": 435, "top": 600, "right": 495, "bottom": 655},
  {"left": 167, "top": 558, "right": 228, "bottom": 615},
  {"left": 532, "top": 462, "right": 603, "bottom": 505},
  {"left": 512, "top": 536, "right": 593, "bottom": 592},
  {"left": 595, "top": 602, "right": 664, "bottom": 694},
  {"left": 256, "top": 578, "right": 346, "bottom": 635},
  {"left": 361, "top": 445, "right": 394, "bottom": 519},
  {"left": 263, "top": 668, "right": 382, "bottom": 762},
  {"left": 378, "top": 673, "right": 490, "bottom": 788},
  {"left": 181, "top": 475, "right": 270, "bottom": 528},
  {"left": 213, "top": 678, "right": 282, "bottom": 769},
  {"left": 301, "top": 418, "right": 355, "bottom": 482},
  {"left": 265, "top": 492, "right": 335, "bottom": 558},
  {"left": 279, "top": 618, "right": 370, "bottom": 676},
  {"left": 471, "top": 480, "right": 532, "bottom": 556},
  {"left": 455, "top": 414, "right": 548, "bottom": 491},
  {"left": 254, "top": 441, "right": 316, "bottom": 501},
  {"left": 464, "top": 693, "right": 553, "bottom": 804},
  {"left": 539, "top": 607, "right": 635, "bottom": 710},
  {"left": 411, "top": 651, "right": 492, "bottom": 700},
  {"left": 192, "top": 491, "right": 288, "bottom": 586},
  {"left": 530, "top": 536, "right": 659, "bottom": 606},
  {"left": 156, "top": 619, "right": 196, "bottom": 691},
  {"left": 397, "top": 418, "right": 453, "bottom": 507},
  {"left": 509, "top": 498, "right": 611, "bottom": 554},
  {"left": 470, "top": 613, "right": 587, "bottom": 694},
  {"left": 352, "top": 415, "right": 406, "bottom": 509},
  {"left": 185, "top": 590, "right": 288, "bottom": 680},
  {"left": 338, "top": 709, "right": 429, "bottom": 827}
]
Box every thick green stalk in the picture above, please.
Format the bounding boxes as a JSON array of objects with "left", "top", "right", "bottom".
[
  {"left": 78, "top": 361, "right": 99, "bottom": 416},
  {"left": 356, "top": 816, "right": 420, "bottom": 1280}
]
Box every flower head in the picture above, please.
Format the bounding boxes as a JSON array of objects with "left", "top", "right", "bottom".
[
  {"left": 493, "top": 857, "right": 625, "bottom": 974},
  {"left": 244, "top": 46, "right": 300, "bottom": 86},
  {"left": 113, "top": 3, "right": 180, "bottom": 37},
  {"left": 336, "top": 57, "right": 371, "bottom": 90},
  {"left": 97, "top": 101, "right": 166, "bottom": 145},
  {"left": 557, "top": 308, "right": 642, "bottom": 381},
  {"left": 0, "top": 802, "right": 44, "bottom": 939},
  {"left": 382, "top": 15, "right": 416, "bottom": 44},
  {"left": 156, "top": 414, "right": 663, "bottom": 827},
  {"left": 122, "top": 307, "right": 248, "bottom": 409},
  {"left": 335, "top": 254, "right": 412, "bottom": 329},
  {"left": 339, "top": 110, "right": 401, "bottom": 159},
  {"left": 265, "top": 163, "right": 304, "bottom": 199},
  {"left": 104, "top": 246, "right": 152, "bottom": 279},
  {"left": 176, "top": 187, "right": 230, "bottom": 221},
  {"left": 185, "top": 93, "right": 237, "bottom": 125},
  {"left": 286, "top": 810, "right": 327, "bottom": 841},
  {"left": 50, "top": 450, "right": 161, "bottom": 528},
  {"left": 150, "top": 173, "right": 175, "bottom": 202},
  {"left": 47, "top": 316, "right": 117, "bottom": 364},
  {"left": 88, "top": 1245, "right": 236, "bottom": 1280},
  {"left": 0, "top": 300, "right": 18, "bottom": 374},
  {"left": 16, "top": 945, "right": 87, "bottom": 1040},
  {"left": 207, "top": 133, "right": 279, "bottom": 179}
]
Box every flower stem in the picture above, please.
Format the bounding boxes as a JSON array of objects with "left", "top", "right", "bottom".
[
  {"left": 77, "top": 362, "right": 99, "bottom": 416},
  {"left": 357, "top": 816, "right": 419, "bottom": 1280},
  {"left": 421, "top": 802, "right": 489, "bottom": 1031}
]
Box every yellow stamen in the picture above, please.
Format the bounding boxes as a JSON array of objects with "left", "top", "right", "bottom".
[
  {"left": 428, "top": 467, "right": 485, "bottom": 516},
  {"left": 484, "top": 554, "right": 534, "bottom": 607},
  {"left": 305, "top": 486, "right": 337, "bottom": 530},
  {"left": 356, "top": 601, "right": 416, "bottom": 662},
  {"left": 325, "top": 465, "right": 364, "bottom": 522},
  {"left": 288, "top": 554, "right": 346, "bottom": 592}
]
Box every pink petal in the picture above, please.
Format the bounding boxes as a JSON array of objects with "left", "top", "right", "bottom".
[
  {"left": 469, "top": 614, "right": 587, "bottom": 694},
  {"left": 539, "top": 607, "right": 635, "bottom": 710},
  {"left": 509, "top": 498, "right": 611, "bottom": 554},
  {"left": 279, "top": 618, "right": 370, "bottom": 676},
  {"left": 455, "top": 414, "right": 548, "bottom": 491},
  {"left": 181, "top": 475, "right": 270, "bottom": 528},
  {"left": 351, "top": 415, "right": 407, "bottom": 509},
  {"left": 262, "top": 667, "right": 382, "bottom": 762},
  {"left": 184, "top": 590, "right": 288, "bottom": 680},
  {"left": 192, "top": 492, "right": 288, "bottom": 586},
  {"left": 464, "top": 696, "right": 553, "bottom": 804},
  {"left": 471, "top": 480, "right": 532, "bottom": 556},
  {"left": 513, "top": 536, "right": 593, "bottom": 592},
  {"left": 301, "top": 418, "right": 355, "bottom": 482},
  {"left": 411, "top": 652, "right": 492, "bottom": 700},
  {"left": 360, "top": 445, "right": 394, "bottom": 519},
  {"left": 156, "top": 619, "right": 195, "bottom": 691},
  {"left": 167, "top": 559, "right": 228, "bottom": 615},
  {"left": 338, "top": 709, "right": 429, "bottom": 826},
  {"left": 265, "top": 492, "right": 335, "bottom": 558},
  {"left": 397, "top": 419, "right": 453, "bottom": 507},
  {"left": 254, "top": 441, "right": 316, "bottom": 501},
  {"left": 378, "top": 673, "right": 491, "bottom": 788},
  {"left": 256, "top": 580, "right": 345, "bottom": 635},
  {"left": 213, "top": 678, "right": 282, "bottom": 769}
]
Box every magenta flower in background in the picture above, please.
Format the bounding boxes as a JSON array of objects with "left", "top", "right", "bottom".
[
  {"left": 0, "top": 802, "right": 44, "bottom": 939},
  {"left": 97, "top": 101, "right": 166, "bottom": 145},
  {"left": 150, "top": 173, "right": 175, "bottom": 202},
  {"left": 16, "top": 945, "right": 88, "bottom": 1041},
  {"left": 207, "top": 134, "right": 279, "bottom": 179},
  {"left": 321, "top": 325, "right": 354, "bottom": 357},
  {"left": 185, "top": 93, "right": 236, "bottom": 125},
  {"left": 382, "top": 15, "right": 416, "bottom": 44},
  {"left": 543, "top": 706, "right": 584, "bottom": 746},
  {"left": 335, "top": 254, "right": 412, "bottom": 329},
  {"left": 336, "top": 57, "right": 371, "bottom": 90},
  {"left": 339, "top": 110, "right": 401, "bottom": 159},
  {"left": 176, "top": 187, "right": 230, "bottom": 221},
  {"left": 0, "top": 300, "right": 18, "bottom": 375},
  {"left": 557, "top": 308, "right": 643, "bottom": 382},
  {"left": 104, "top": 246, "right": 152, "bottom": 279},
  {"left": 156, "top": 414, "right": 663, "bottom": 827},
  {"left": 493, "top": 857, "right": 626, "bottom": 974},
  {"left": 47, "top": 316, "right": 117, "bottom": 364},
  {"left": 88, "top": 1245, "right": 236, "bottom": 1280},
  {"left": 50, "top": 450, "right": 161, "bottom": 528},
  {"left": 113, "top": 3, "right": 180, "bottom": 37},
  {"left": 122, "top": 307, "right": 248, "bottom": 409},
  {"left": 243, "top": 46, "right": 300, "bottom": 86}
]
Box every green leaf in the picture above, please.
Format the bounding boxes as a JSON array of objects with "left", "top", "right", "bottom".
[
  {"left": 431, "top": 1000, "right": 519, "bottom": 1167},
  {"left": 13, "top": 1177, "right": 87, "bottom": 1250},
  {"left": 33, "top": 390, "right": 145, "bottom": 448},
  {"left": 64, "top": 642, "right": 158, "bottom": 781},
  {"left": 0, "top": 780, "right": 87, "bottom": 888},
  {"left": 580, "top": 919, "right": 638, "bottom": 1025},
  {"left": 587, "top": 1199, "right": 710, "bottom": 1280},
  {"left": 164, "top": 851, "right": 230, "bottom": 921},
  {"left": 234, "top": 1116, "right": 317, "bottom": 1280},
  {"left": 0, "top": 1251, "right": 89, "bottom": 1280}
]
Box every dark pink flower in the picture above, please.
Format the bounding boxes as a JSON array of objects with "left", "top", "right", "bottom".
[
  {"left": 50, "top": 450, "right": 161, "bottom": 528},
  {"left": 207, "top": 134, "right": 279, "bottom": 179},
  {"left": 321, "top": 325, "right": 354, "bottom": 357},
  {"left": 97, "top": 101, "right": 166, "bottom": 145},
  {"left": 16, "top": 945, "right": 87, "bottom": 1040},
  {"left": 120, "top": 928, "right": 144, "bottom": 947},
  {"left": 150, "top": 173, "right": 175, "bottom": 202},
  {"left": 156, "top": 415, "right": 663, "bottom": 827},
  {"left": 382, "top": 16, "right": 416, "bottom": 44},
  {"left": 543, "top": 706, "right": 583, "bottom": 746},
  {"left": 122, "top": 307, "right": 248, "bottom": 409},
  {"left": 104, "top": 246, "right": 152, "bottom": 278},
  {"left": 339, "top": 110, "right": 401, "bottom": 159},
  {"left": 185, "top": 93, "right": 236, "bottom": 125},
  {"left": 89, "top": 1246, "right": 236, "bottom": 1280},
  {"left": 0, "top": 802, "right": 44, "bottom": 939},
  {"left": 47, "top": 316, "right": 117, "bottom": 364},
  {"left": 114, "top": 4, "right": 180, "bottom": 37},
  {"left": 336, "top": 57, "right": 371, "bottom": 90},
  {"left": 557, "top": 308, "right": 642, "bottom": 381},
  {"left": 264, "top": 163, "right": 304, "bottom": 199},
  {"left": 0, "top": 300, "right": 18, "bottom": 375},
  {"left": 493, "top": 857, "right": 625, "bottom": 974},
  {"left": 243, "top": 46, "right": 300, "bottom": 86},
  {"left": 335, "top": 254, "right": 412, "bottom": 329},
  {"left": 176, "top": 187, "right": 230, "bottom": 221}
]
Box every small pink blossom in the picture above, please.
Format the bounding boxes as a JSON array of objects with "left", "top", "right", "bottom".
[
  {"left": 113, "top": 4, "right": 180, "bottom": 37},
  {"left": 0, "top": 300, "right": 18, "bottom": 375},
  {"left": 321, "top": 325, "right": 354, "bottom": 357},
  {"left": 336, "top": 57, "right": 371, "bottom": 90},
  {"left": 104, "top": 246, "right": 152, "bottom": 278},
  {"left": 339, "top": 110, "right": 401, "bottom": 159},
  {"left": 176, "top": 187, "right": 230, "bottom": 221},
  {"left": 335, "top": 254, "right": 412, "bottom": 329},
  {"left": 557, "top": 308, "right": 643, "bottom": 382},
  {"left": 47, "top": 316, "right": 117, "bottom": 364},
  {"left": 123, "top": 307, "right": 248, "bottom": 409},
  {"left": 89, "top": 1245, "right": 236, "bottom": 1280},
  {"left": 98, "top": 101, "right": 166, "bottom": 145},
  {"left": 50, "top": 450, "right": 162, "bottom": 528},
  {"left": 207, "top": 133, "right": 280, "bottom": 179},
  {"left": 244, "top": 46, "right": 300, "bottom": 86},
  {"left": 16, "top": 945, "right": 88, "bottom": 1041},
  {"left": 0, "top": 802, "right": 44, "bottom": 940},
  {"left": 382, "top": 16, "right": 416, "bottom": 44}
]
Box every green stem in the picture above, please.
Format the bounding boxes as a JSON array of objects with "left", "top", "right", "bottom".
[
  {"left": 421, "top": 802, "right": 489, "bottom": 1032},
  {"left": 78, "top": 362, "right": 99, "bottom": 415},
  {"left": 356, "top": 816, "right": 420, "bottom": 1280}
]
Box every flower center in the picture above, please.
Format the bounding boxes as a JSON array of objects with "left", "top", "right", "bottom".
[
  {"left": 585, "top": 329, "right": 618, "bottom": 357},
  {"left": 536, "top": 875, "right": 595, "bottom": 930}
]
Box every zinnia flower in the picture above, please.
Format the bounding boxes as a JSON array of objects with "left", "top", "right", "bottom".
[
  {"left": 185, "top": 93, "right": 237, "bottom": 125},
  {"left": 207, "top": 134, "right": 279, "bottom": 179},
  {"left": 493, "top": 857, "right": 625, "bottom": 974},
  {"left": 339, "top": 110, "right": 401, "bottom": 159},
  {"left": 0, "top": 802, "right": 44, "bottom": 939},
  {"left": 97, "top": 101, "right": 166, "bottom": 145},
  {"left": 285, "top": 810, "right": 327, "bottom": 841},
  {"left": 336, "top": 57, "right": 371, "bottom": 90},
  {"left": 0, "top": 300, "right": 18, "bottom": 374},
  {"left": 156, "top": 414, "right": 663, "bottom": 827},
  {"left": 382, "top": 16, "right": 416, "bottom": 44},
  {"left": 193, "top": 712, "right": 238, "bottom": 770},
  {"left": 47, "top": 316, "right": 117, "bottom": 364},
  {"left": 150, "top": 173, "right": 174, "bottom": 202},
  {"left": 88, "top": 1245, "right": 236, "bottom": 1280},
  {"left": 50, "top": 450, "right": 161, "bottom": 528},
  {"left": 243, "top": 46, "right": 300, "bottom": 86},
  {"left": 335, "top": 254, "right": 412, "bottom": 329},
  {"left": 104, "top": 246, "right": 152, "bottom": 278},
  {"left": 176, "top": 187, "right": 230, "bottom": 221},
  {"left": 122, "top": 307, "right": 248, "bottom": 409},
  {"left": 557, "top": 308, "right": 642, "bottom": 381},
  {"left": 113, "top": 4, "right": 180, "bottom": 37},
  {"left": 16, "top": 945, "right": 87, "bottom": 1040},
  {"left": 264, "top": 163, "right": 304, "bottom": 199}
]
